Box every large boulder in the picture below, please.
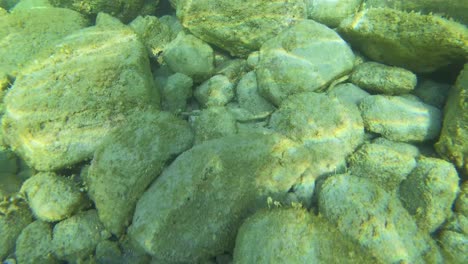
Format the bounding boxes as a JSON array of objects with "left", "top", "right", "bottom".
[
  {"left": 1, "top": 14, "right": 156, "bottom": 171},
  {"left": 175, "top": 0, "right": 307, "bottom": 57},
  {"left": 435, "top": 64, "right": 468, "bottom": 177},
  {"left": 129, "top": 133, "right": 315, "bottom": 262},
  {"left": 338, "top": 8, "right": 468, "bottom": 73}
]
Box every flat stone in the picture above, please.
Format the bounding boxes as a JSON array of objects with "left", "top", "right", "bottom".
[
  {"left": 338, "top": 8, "right": 468, "bottom": 73},
  {"left": 359, "top": 95, "right": 441, "bottom": 142},
  {"left": 350, "top": 62, "right": 417, "bottom": 95},
  {"left": 256, "top": 20, "right": 355, "bottom": 106},
  {"left": 176, "top": 0, "right": 307, "bottom": 57}
]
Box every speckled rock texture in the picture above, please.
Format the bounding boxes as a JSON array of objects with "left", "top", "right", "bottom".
[
  {"left": 52, "top": 210, "right": 110, "bottom": 263},
  {"left": 0, "top": 201, "right": 32, "bottom": 260},
  {"left": 350, "top": 61, "right": 417, "bottom": 95},
  {"left": 129, "top": 133, "right": 315, "bottom": 263},
  {"left": 233, "top": 208, "right": 377, "bottom": 263},
  {"left": 399, "top": 157, "right": 460, "bottom": 233},
  {"left": 85, "top": 109, "right": 193, "bottom": 236},
  {"left": 365, "top": 0, "right": 468, "bottom": 25},
  {"left": 194, "top": 74, "right": 234, "bottom": 107},
  {"left": 348, "top": 140, "right": 417, "bottom": 191},
  {"left": 1, "top": 14, "right": 156, "bottom": 171},
  {"left": 318, "top": 174, "right": 442, "bottom": 263},
  {"left": 15, "top": 220, "right": 58, "bottom": 264},
  {"left": 0, "top": 6, "right": 88, "bottom": 76},
  {"left": 359, "top": 95, "right": 441, "bottom": 142},
  {"left": 435, "top": 63, "right": 468, "bottom": 177},
  {"left": 338, "top": 8, "right": 468, "bottom": 73},
  {"left": 175, "top": 0, "right": 307, "bottom": 57},
  {"left": 270, "top": 92, "right": 364, "bottom": 176},
  {"left": 20, "top": 172, "right": 88, "bottom": 222},
  {"left": 256, "top": 19, "right": 355, "bottom": 106},
  {"left": 306, "top": 0, "right": 363, "bottom": 27},
  {"left": 49, "top": 0, "right": 158, "bottom": 23}
]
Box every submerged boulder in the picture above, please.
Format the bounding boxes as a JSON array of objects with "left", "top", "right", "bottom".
[{"left": 1, "top": 14, "right": 156, "bottom": 171}]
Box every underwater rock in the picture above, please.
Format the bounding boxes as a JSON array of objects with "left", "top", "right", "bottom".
[
  {"left": 48, "top": 0, "right": 158, "bottom": 23},
  {"left": 365, "top": 0, "right": 468, "bottom": 25},
  {"left": 0, "top": 6, "right": 88, "bottom": 76},
  {"left": 85, "top": 109, "right": 194, "bottom": 236},
  {"left": 52, "top": 210, "right": 110, "bottom": 263},
  {"left": 129, "top": 15, "right": 177, "bottom": 59},
  {"left": 129, "top": 133, "right": 315, "bottom": 262},
  {"left": 176, "top": 0, "right": 307, "bottom": 57},
  {"left": 413, "top": 79, "right": 451, "bottom": 109},
  {"left": 1, "top": 14, "right": 156, "bottom": 171},
  {"left": 15, "top": 220, "right": 58, "bottom": 264},
  {"left": 20, "top": 172, "right": 88, "bottom": 222},
  {"left": 163, "top": 32, "right": 215, "bottom": 82},
  {"left": 0, "top": 148, "right": 17, "bottom": 174},
  {"left": 359, "top": 95, "right": 441, "bottom": 142},
  {"left": 306, "top": 0, "right": 363, "bottom": 28},
  {"left": 0, "top": 200, "right": 32, "bottom": 260},
  {"left": 435, "top": 64, "right": 468, "bottom": 177},
  {"left": 233, "top": 208, "right": 377, "bottom": 263},
  {"left": 399, "top": 157, "right": 460, "bottom": 233},
  {"left": 236, "top": 71, "right": 275, "bottom": 117},
  {"left": 318, "top": 174, "right": 442, "bottom": 263},
  {"left": 438, "top": 214, "right": 468, "bottom": 263},
  {"left": 327, "top": 82, "right": 370, "bottom": 106},
  {"left": 455, "top": 181, "right": 468, "bottom": 216},
  {"left": 338, "top": 8, "right": 468, "bottom": 73},
  {"left": 270, "top": 92, "right": 364, "bottom": 176},
  {"left": 160, "top": 73, "right": 193, "bottom": 113},
  {"left": 350, "top": 61, "right": 417, "bottom": 95},
  {"left": 194, "top": 74, "right": 234, "bottom": 107},
  {"left": 256, "top": 19, "right": 355, "bottom": 106},
  {"left": 190, "top": 107, "right": 237, "bottom": 144},
  {"left": 348, "top": 141, "right": 417, "bottom": 191}
]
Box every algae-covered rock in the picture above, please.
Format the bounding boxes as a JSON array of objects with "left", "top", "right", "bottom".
[
  {"left": 236, "top": 71, "right": 275, "bottom": 117},
  {"left": 85, "top": 109, "right": 194, "bottom": 236},
  {"left": 160, "top": 72, "right": 193, "bottom": 113},
  {"left": 338, "top": 8, "right": 468, "bottom": 73},
  {"left": 306, "top": 0, "right": 363, "bottom": 28},
  {"left": 1, "top": 15, "right": 156, "bottom": 171},
  {"left": 359, "top": 95, "right": 441, "bottom": 142},
  {"left": 15, "top": 220, "right": 58, "bottom": 264},
  {"left": 163, "top": 32, "right": 215, "bottom": 82},
  {"left": 365, "top": 0, "right": 468, "bottom": 25},
  {"left": 194, "top": 74, "right": 234, "bottom": 107},
  {"left": 129, "top": 133, "right": 315, "bottom": 262},
  {"left": 52, "top": 210, "right": 110, "bottom": 263},
  {"left": 348, "top": 141, "right": 417, "bottom": 191},
  {"left": 270, "top": 92, "right": 364, "bottom": 176},
  {"left": 20, "top": 172, "right": 88, "bottom": 222},
  {"left": 49, "top": 0, "right": 158, "bottom": 23},
  {"left": 0, "top": 6, "right": 88, "bottom": 76},
  {"left": 327, "top": 82, "right": 370, "bottom": 106},
  {"left": 455, "top": 181, "right": 468, "bottom": 216},
  {"left": 318, "top": 174, "right": 442, "bottom": 263},
  {"left": 350, "top": 61, "right": 417, "bottom": 95},
  {"left": 176, "top": 0, "right": 307, "bottom": 57},
  {"left": 256, "top": 20, "right": 355, "bottom": 106},
  {"left": 399, "top": 157, "right": 460, "bottom": 233},
  {"left": 129, "top": 15, "right": 177, "bottom": 59},
  {"left": 0, "top": 200, "right": 32, "bottom": 260},
  {"left": 191, "top": 107, "right": 237, "bottom": 144},
  {"left": 438, "top": 230, "right": 468, "bottom": 264},
  {"left": 233, "top": 208, "right": 377, "bottom": 263},
  {"left": 413, "top": 79, "right": 451, "bottom": 109},
  {"left": 435, "top": 64, "right": 468, "bottom": 177}
]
